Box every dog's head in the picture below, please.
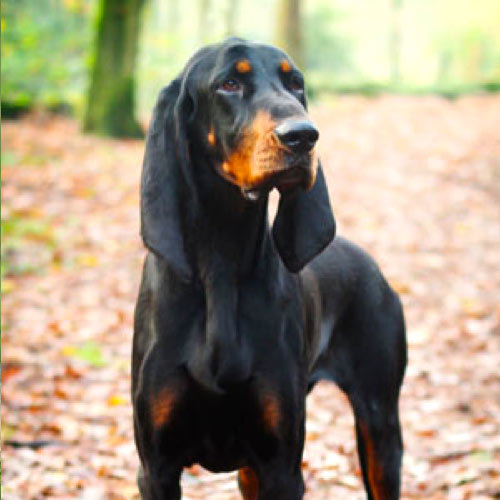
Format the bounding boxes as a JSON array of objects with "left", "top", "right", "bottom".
[
  {"left": 141, "top": 39, "right": 335, "bottom": 278},
  {"left": 193, "top": 39, "right": 319, "bottom": 199}
]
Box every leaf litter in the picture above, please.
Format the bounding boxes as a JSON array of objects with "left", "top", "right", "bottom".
[{"left": 2, "top": 95, "right": 500, "bottom": 499}]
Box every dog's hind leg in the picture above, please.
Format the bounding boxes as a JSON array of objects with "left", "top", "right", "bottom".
[
  {"left": 353, "top": 401, "right": 403, "bottom": 500},
  {"left": 344, "top": 290, "right": 406, "bottom": 500},
  {"left": 312, "top": 280, "right": 407, "bottom": 499}
]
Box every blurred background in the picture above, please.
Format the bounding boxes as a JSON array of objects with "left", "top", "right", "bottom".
[
  {"left": 2, "top": 0, "right": 500, "bottom": 132},
  {"left": 2, "top": 1, "right": 500, "bottom": 499}
]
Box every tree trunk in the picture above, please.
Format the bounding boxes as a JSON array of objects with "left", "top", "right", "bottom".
[
  {"left": 275, "top": 0, "right": 303, "bottom": 69},
  {"left": 389, "top": 0, "right": 403, "bottom": 85},
  {"left": 84, "top": 0, "right": 145, "bottom": 138}
]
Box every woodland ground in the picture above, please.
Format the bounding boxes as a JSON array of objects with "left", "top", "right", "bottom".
[{"left": 2, "top": 95, "right": 500, "bottom": 499}]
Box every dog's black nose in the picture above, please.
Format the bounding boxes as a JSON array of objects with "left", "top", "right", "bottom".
[{"left": 275, "top": 120, "right": 319, "bottom": 153}]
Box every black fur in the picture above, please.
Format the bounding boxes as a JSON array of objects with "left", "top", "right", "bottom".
[{"left": 133, "top": 38, "right": 407, "bottom": 500}]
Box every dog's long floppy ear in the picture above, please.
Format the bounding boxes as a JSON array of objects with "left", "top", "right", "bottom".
[
  {"left": 140, "top": 78, "right": 196, "bottom": 281},
  {"left": 272, "top": 163, "right": 336, "bottom": 272}
]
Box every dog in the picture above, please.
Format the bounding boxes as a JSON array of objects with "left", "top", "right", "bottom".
[{"left": 132, "top": 38, "right": 407, "bottom": 500}]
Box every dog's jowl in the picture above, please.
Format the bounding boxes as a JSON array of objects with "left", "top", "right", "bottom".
[{"left": 133, "top": 38, "right": 407, "bottom": 500}]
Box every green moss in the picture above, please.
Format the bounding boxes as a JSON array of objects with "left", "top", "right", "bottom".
[{"left": 83, "top": 0, "right": 145, "bottom": 138}]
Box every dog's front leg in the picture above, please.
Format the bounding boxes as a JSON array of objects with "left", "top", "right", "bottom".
[
  {"left": 137, "top": 463, "right": 182, "bottom": 500},
  {"left": 248, "top": 416, "right": 307, "bottom": 500},
  {"left": 133, "top": 363, "right": 188, "bottom": 500},
  {"left": 134, "top": 407, "right": 184, "bottom": 500},
  {"left": 254, "top": 457, "right": 305, "bottom": 500}
]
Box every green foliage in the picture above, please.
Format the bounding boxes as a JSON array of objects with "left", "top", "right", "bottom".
[
  {"left": 434, "top": 28, "right": 500, "bottom": 85},
  {"left": 304, "top": 2, "right": 352, "bottom": 75},
  {"left": 1, "top": 0, "right": 94, "bottom": 113},
  {"left": 0, "top": 215, "right": 56, "bottom": 293},
  {"left": 1, "top": 0, "right": 499, "bottom": 117},
  {"left": 1, "top": 217, "right": 55, "bottom": 244},
  {"left": 309, "top": 80, "right": 500, "bottom": 100},
  {"left": 67, "top": 341, "right": 106, "bottom": 367},
  {"left": 1, "top": 150, "right": 21, "bottom": 167}
]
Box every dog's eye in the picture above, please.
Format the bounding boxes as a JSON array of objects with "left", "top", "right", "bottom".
[
  {"left": 219, "top": 79, "right": 241, "bottom": 93},
  {"left": 289, "top": 78, "right": 304, "bottom": 93}
]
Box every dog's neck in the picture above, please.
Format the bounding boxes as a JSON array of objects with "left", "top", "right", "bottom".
[
  {"left": 193, "top": 189, "right": 272, "bottom": 280},
  {"left": 188, "top": 156, "right": 276, "bottom": 281},
  {"left": 182, "top": 170, "right": 277, "bottom": 389}
]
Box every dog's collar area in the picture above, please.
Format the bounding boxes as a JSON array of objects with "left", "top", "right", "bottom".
[{"left": 242, "top": 187, "right": 264, "bottom": 202}]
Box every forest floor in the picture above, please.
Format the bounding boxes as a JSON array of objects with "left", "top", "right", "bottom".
[{"left": 2, "top": 95, "right": 500, "bottom": 499}]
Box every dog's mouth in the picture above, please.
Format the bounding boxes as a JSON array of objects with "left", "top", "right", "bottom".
[
  {"left": 277, "top": 153, "right": 317, "bottom": 191},
  {"left": 241, "top": 160, "right": 315, "bottom": 201},
  {"left": 215, "top": 110, "right": 317, "bottom": 201}
]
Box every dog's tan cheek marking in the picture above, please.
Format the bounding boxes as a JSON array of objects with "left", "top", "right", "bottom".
[
  {"left": 207, "top": 127, "right": 215, "bottom": 146},
  {"left": 236, "top": 59, "right": 252, "bottom": 73},
  {"left": 306, "top": 152, "right": 318, "bottom": 190},
  {"left": 222, "top": 144, "right": 252, "bottom": 185},
  {"left": 253, "top": 133, "right": 283, "bottom": 174},
  {"left": 280, "top": 59, "right": 291, "bottom": 72},
  {"left": 358, "top": 421, "right": 387, "bottom": 500},
  {"left": 262, "top": 394, "right": 281, "bottom": 432},
  {"left": 222, "top": 110, "right": 279, "bottom": 187},
  {"left": 151, "top": 388, "right": 175, "bottom": 429}
]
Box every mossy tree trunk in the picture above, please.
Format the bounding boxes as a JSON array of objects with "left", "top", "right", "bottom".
[
  {"left": 84, "top": 0, "right": 145, "bottom": 138},
  {"left": 275, "top": 0, "right": 303, "bottom": 69}
]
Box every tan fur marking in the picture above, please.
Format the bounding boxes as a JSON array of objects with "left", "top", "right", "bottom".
[
  {"left": 238, "top": 467, "right": 258, "bottom": 500},
  {"left": 220, "top": 110, "right": 289, "bottom": 189},
  {"left": 280, "top": 59, "right": 291, "bottom": 72},
  {"left": 262, "top": 394, "right": 281, "bottom": 432},
  {"left": 207, "top": 127, "right": 215, "bottom": 146},
  {"left": 359, "top": 421, "right": 387, "bottom": 500},
  {"left": 236, "top": 59, "right": 252, "bottom": 73},
  {"left": 307, "top": 150, "right": 318, "bottom": 190},
  {"left": 151, "top": 388, "right": 175, "bottom": 429}
]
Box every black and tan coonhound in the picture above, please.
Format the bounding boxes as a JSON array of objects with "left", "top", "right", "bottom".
[{"left": 132, "top": 38, "right": 407, "bottom": 500}]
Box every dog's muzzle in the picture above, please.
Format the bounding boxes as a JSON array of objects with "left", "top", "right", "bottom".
[
  {"left": 273, "top": 119, "right": 319, "bottom": 194},
  {"left": 241, "top": 118, "right": 319, "bottom": 201},
  {"left": 274, "top": 119, "right": 319, "bottom": 154}
]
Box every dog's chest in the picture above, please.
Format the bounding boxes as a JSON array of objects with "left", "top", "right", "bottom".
[
  {"left": 158, "top": 280, "right": 305, "bottom": 350},
  {"left": 170, "top": 381, "right": 285, "bottom": 473}
]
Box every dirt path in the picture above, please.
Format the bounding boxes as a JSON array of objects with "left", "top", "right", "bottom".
[{"left": 2, "top": 95, "right": 499, "bottom": 499}]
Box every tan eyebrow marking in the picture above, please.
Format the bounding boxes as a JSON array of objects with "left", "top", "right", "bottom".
[
  {"left": 236, "top": 59, "right": 252, "bottom": 73},
  {"left": 280, "top": 59, "right": 291, "bottom": 72}
]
